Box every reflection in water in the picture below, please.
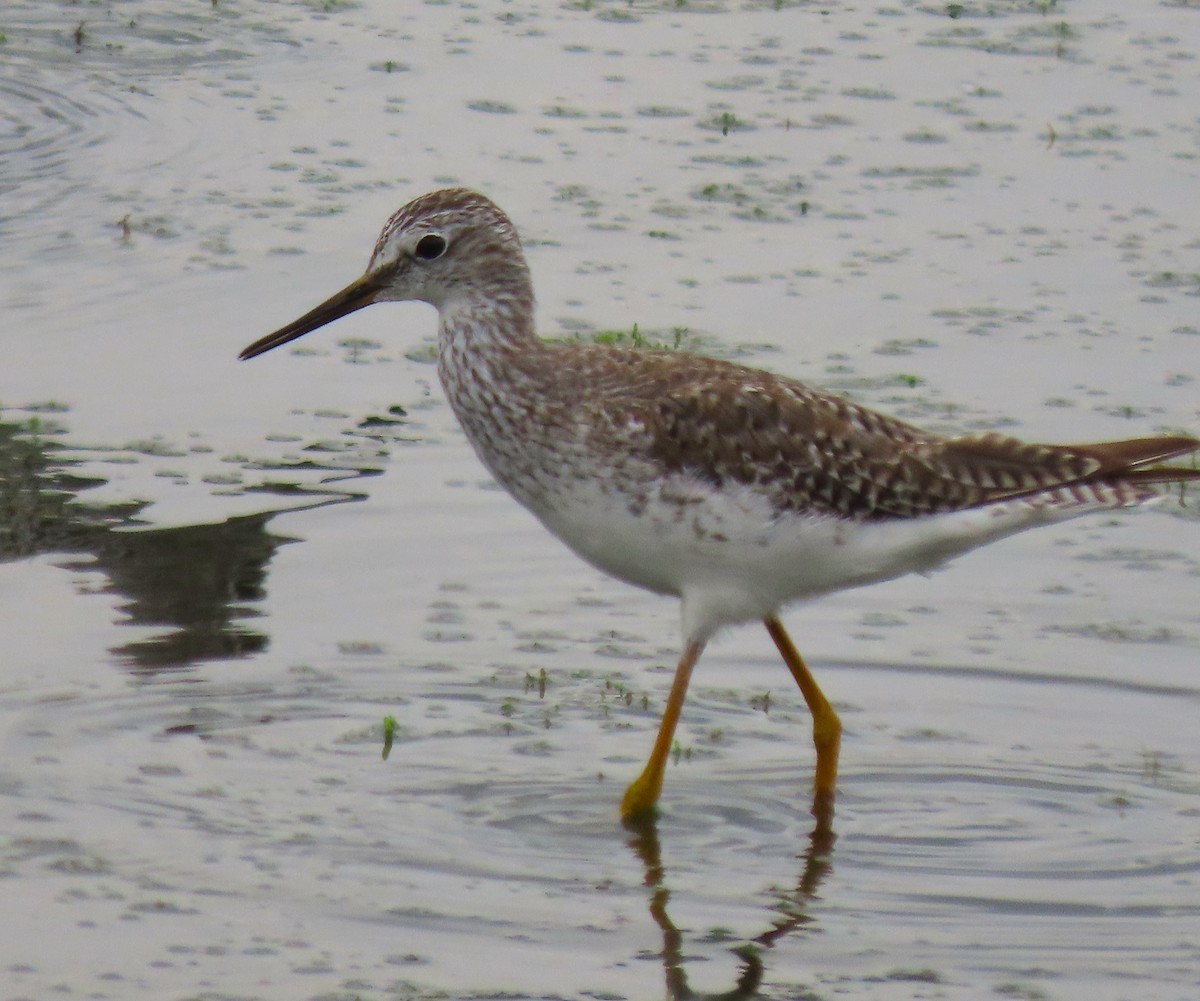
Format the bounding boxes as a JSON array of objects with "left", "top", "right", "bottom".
[
  {"left": 0, "top": 416, "right": 143, "bottom": 556},
  {"left": 625, "top": 804, "right": 836, "bottom": 1000},
  {"left": 0, "top": 416, "right": 360, "bottom": 672},
  {"left": 63, "top": 513, "right": 292, "bottom": 670}
]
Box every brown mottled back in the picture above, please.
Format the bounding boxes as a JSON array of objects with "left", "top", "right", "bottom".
[{"left": 527, "top": 341, "right": 1199, "bottom": 521}]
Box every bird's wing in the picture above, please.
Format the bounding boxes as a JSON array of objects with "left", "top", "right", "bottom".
[{"left": 621, "top": 364, "right": 1200, "bottom": 519}]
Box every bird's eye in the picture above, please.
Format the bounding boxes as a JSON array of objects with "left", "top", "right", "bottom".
[{"left": 414, "top": 233, "right": 447, "bottom": 261}]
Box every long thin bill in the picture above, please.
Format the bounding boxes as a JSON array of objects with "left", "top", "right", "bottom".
[{"left": 239, "top": 272, "right": 382, "bottom": 360}]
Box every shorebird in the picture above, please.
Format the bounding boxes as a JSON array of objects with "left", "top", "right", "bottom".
[{"left": 241, "top": 188, "right": 1199, "bottom": 823}]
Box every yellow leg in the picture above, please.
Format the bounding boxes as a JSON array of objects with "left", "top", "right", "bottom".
[
  {"left": 621, "top": 639, "right": 706, "bottom": 822},
  {"left": 764, "top": 616, "right": 841, "bottom": 817}
]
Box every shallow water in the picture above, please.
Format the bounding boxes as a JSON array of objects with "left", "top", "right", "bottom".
[{"left": 2, "top": 2, "right": 1199, "bottom": 999}]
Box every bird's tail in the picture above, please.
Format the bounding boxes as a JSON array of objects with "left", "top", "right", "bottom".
[{"left": 1026, "top": 435, "right": 1200, "bottom": 511}]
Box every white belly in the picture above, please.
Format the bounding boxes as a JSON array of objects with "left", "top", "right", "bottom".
[{"left": 531, "top": 471, "right": 1063, "bottom": 642}]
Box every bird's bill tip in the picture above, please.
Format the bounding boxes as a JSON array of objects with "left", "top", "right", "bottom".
[{"left": 239, "top": 272, "right": 381, "bottom": 360}]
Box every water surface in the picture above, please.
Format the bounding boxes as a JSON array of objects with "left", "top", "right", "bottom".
[{"left": 2, "top": 2, "right": 1198, "bottom": 999}]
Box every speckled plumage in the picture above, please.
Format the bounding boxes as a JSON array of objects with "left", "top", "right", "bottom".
[{"left": 242, "top": 187, "right": 1200, "bottom": 821}]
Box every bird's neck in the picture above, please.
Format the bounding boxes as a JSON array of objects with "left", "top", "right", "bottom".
[
  {"left": 434, "top": 275, "right": 544, "bottom": 413},
  {"left": 437, "top": 247, "right": 538, "bottom": 349},
  {"left": 439, "top": 292, "right": 536, "bottom": 353}
]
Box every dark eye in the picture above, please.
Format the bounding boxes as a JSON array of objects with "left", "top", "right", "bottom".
[{"left": 414, "top": 233, "right": 447, "bottom": 261}]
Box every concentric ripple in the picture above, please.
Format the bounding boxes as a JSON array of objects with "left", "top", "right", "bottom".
[
  {"left": 0, "top": 2, "right": 295, "bottom": 275},
  {"left": 0, "top": 70, "right": 112, "bottom": 241}
]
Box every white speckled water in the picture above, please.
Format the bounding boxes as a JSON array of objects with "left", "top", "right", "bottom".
[{"left": 1, "top": 2, "right": 1197, "bottom": 999}]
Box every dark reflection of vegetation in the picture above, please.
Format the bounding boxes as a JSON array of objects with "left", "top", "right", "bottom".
[
  {"left": 0, "top": 416, "right": 358, "bottom": 673},
  {"left": 624, "top": 808, "right": 836, "bottom": 1001},
  {"left": 0, "top": 418, "right": 143, "bottom": 556}
]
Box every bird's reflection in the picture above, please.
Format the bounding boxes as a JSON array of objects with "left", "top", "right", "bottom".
[
  {"left": 0, "top": 415, "right": 362, "bottom": 672},
  {"left": 624, "top": 798, "right": 835, "bottom": 1000},
  {"left": 63, "top": 512, "right": 302, "bottom": 670}
]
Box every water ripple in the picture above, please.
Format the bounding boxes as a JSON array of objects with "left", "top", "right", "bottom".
[{"left": 0, "top": 71, "right": 114, "bottom": 239}]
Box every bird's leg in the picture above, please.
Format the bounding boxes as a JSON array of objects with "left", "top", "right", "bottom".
[
  {"left": 764, "top": 616, "right": 841, "bottom": 825},
  {"left": 621, "top": 639, "right": 706, "bottom": 822}
]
